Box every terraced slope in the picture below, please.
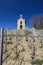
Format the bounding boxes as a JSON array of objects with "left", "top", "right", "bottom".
[{"left": 2, "top": 29, "right": 43, "bottom": 65}]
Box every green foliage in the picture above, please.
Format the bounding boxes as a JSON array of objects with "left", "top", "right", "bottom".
[
  {"left": 28, "top": 43, "right": 32, "bottom": 49},
  {"left": 31, "top": 46, "right": 35, "bottom": 61},
  {"left": 3, "top": 52, "right": 11, "bottom": 62},
  {"left": 7, "top": 41, "right": 12, "bottom": 44},
  {"left": 21, "top": 47, "right": 25, "bottom": 52},
  {"left": 3, "top": 50, "right": 7, "bottom": 54},
  {"left": 31, "top": 59, "right": 43, "bottom": 65}
]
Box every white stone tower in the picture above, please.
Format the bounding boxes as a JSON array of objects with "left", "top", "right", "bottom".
[{"left": 17, "top": 15, "right": 26, "bottom": 29}]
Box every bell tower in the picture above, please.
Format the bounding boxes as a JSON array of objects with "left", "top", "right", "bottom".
[{"left": 17, "top": 15, "right": 26, "bottom": 29}]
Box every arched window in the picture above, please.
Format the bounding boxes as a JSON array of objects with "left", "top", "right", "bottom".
[{"left": 20, "top": 21, "right": 22, "bottom": 24}]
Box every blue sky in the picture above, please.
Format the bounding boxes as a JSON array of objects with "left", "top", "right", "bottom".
[{"left": 0, "top": 0, "right": 43, "bottom": 29}]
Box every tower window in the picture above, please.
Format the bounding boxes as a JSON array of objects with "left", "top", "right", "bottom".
[
  {"left": 20, "top": 21, "right": 22, "bottom": 24},
  {"left": 20, "top": 25, "right": 22, "bottom": 29}
]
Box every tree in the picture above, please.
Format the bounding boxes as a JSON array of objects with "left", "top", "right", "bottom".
[{"left": 31, "top": 15, "right": 43, "bottom": 29}]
